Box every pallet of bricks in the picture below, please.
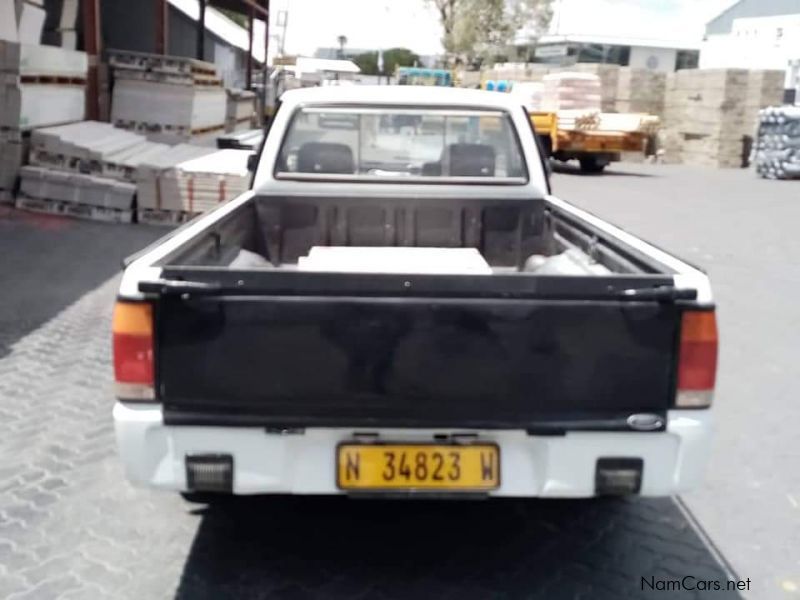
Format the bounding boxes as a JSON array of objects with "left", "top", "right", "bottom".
[
  {"left": 0, "top": 39, "right": 87, "bottom": 202},
  {"left": 109, "top": 49, "right": 227, "bottom": 145},
  {"left": 661, "top": 69, "right": 785, "bottom": 168},
  {"left": 754, "top": 106, "right": 800, "bottom": 180},
  {"left": 17, "top": 121, "right": 171, "bottom": 222}
]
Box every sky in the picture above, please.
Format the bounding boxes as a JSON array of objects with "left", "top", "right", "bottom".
[{"left": 269, "top": 0, "right": 739, "bottom": 58}]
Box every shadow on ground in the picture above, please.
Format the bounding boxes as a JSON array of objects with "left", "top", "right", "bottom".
[
  {"left": 0, "top": 207, "right": 167, "bottom": 356},
  {"left": 175, "top": 496, "right": 743, "bottom": 600},
  {"left": 551, "top": 162, "right": 658, "bottom": 178}
]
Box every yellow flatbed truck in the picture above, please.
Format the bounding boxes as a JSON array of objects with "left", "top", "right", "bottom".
[{"left": 530, "top": 111, "right": 649, "bottom": 173}]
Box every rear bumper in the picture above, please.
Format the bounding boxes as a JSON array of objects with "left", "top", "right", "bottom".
[{"left": 113, "top": 403, "right": 713, "bottom": 498}]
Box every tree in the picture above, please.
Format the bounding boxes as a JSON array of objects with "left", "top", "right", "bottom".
[
  {"left": 337, "top": 35, "right": 348, "bottom": 58},
  {"left": 426, "top": 0, "right": 552, "bottom": 64},
  {"left": 353, "top": 47, "right": 420, "bottom": 76}
]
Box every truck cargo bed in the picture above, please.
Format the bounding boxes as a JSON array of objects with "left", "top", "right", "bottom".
[{"left": 125, "top": 191, "right": 698, "bottom": 431}]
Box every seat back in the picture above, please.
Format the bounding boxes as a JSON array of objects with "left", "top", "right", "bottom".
[
  {"left": 297, "top": 142, "right": 355, "bottom": 174},
  {"left": 446, "top": 143, "right": 496, "bottom": 177}
]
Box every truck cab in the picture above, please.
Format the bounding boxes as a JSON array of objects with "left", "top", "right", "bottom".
[{"left": 113, "top": 86, "right": 716, "bottom": 499}]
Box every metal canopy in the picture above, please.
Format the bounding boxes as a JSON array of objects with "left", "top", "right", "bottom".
[{"left": 208, "top": 0, "right": 268, "bottom": 18}]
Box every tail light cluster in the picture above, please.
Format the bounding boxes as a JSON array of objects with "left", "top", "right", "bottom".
[
  {"left": 676, "top": 310, "right": 718, "bottom": 408},
  {"left": 113, "top": 301, "right": 155, "bottom": 401}
]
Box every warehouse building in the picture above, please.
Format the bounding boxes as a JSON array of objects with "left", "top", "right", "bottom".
[
  {"left": 702, "top": 0, "right": 800, "bottom": 102},
  {"left": 40, "top": 0, "right": 266, "bottom": 88},
  {"left": 525, "top": 34, "right": 699, "bottom": 73}
]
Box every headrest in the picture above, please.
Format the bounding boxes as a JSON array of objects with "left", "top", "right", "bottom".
[
  {"left": 297, "top": 142, "right": 355, "bottom": 174},
  {"left": 446, "top": 143, "right": 496, "bottom": 177}
]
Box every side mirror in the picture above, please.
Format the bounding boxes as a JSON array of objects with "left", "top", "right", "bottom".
[{"left": 247, "top": 153, "right": 258, "bottom": 172}]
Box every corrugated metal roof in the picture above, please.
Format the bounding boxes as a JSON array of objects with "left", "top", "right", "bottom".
[{"left": 706, "top": 0, "right": 800, "bottom": 35}]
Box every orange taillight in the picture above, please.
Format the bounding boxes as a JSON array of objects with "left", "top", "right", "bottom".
[
  {"left": 113, "top": 302, "right": 155, "bottom": 399},
  {"left": 676, "top": 310, "right": 718, "bottom": 407}
]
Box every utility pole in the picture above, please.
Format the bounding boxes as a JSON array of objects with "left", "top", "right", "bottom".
[
  {"left": 155, "top": 0, "right": 168, "bottom": 55},
  {"left": 246, "top": 6, "right": 254, "bottom": 89},
  {"left": 196, "top": 0, "right": 206, "bottom": 60},
  {"left": 262, "top": 0, "right": 270, "bottom": 125},
  {"left": 82, "top": 0, "right": 101, "bottom": 120}
]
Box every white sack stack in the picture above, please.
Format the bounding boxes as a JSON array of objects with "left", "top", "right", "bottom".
[
  {"left": 109, "top": 49, "right": 227, "bottom": 144},
  {"left": 755, "top": 106, "right": 800, "bottom": 180},
  {"left": 541, "top": 72, "right": 602, "bottom": 112}
]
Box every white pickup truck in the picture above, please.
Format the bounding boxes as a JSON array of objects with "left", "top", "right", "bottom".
[{"left": 113, "top": 86, "right": 717, "bottom": 501}]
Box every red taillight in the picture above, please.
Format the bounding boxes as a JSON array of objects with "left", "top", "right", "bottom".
[
  {"left": 112, "top": 302, "right": 155, "bottom": 400},
  {"left": 676, "top": 310, "right": 718, "bottom": 407}
]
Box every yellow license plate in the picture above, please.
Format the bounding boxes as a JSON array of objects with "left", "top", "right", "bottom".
[{"left": 337, "top": 444, "right": 500, "bottom": 491}]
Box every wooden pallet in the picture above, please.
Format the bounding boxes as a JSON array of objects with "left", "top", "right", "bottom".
[
  {"left": 16, "top": 195, "right": 133, "bottom": 223},
  {"left": 19, "top": 75, "right": 86, "bottom": 85},
  {"left": 113, "top": 68, "right": 222, "bottom": 87}
]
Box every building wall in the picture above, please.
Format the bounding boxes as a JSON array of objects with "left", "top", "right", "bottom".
[
  {"left": 628, "top": 46, "right": 677, "bottom": 72},
  {"left": 700, "top": 13, "right": 800, "bottom": 88},
  {"left": 706, "top": 0, "right": 800, "bottom": 35}
]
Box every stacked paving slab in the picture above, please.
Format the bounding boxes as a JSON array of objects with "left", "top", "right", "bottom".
[
  {"left": 754, "top": 106, "right": 800, "bottom": 180},
  {"left": 661, "top": 68, "right": 785, "bottom": 168},
  {"left": 15, "top": 120, "right": 251, "bottom": 224},
  {"left": 0, "top": 40, "right": 87, "bottom": 201},
  {"left": 615, "top": 68, "right": 666, "bottom": 116},
  {"left": 17, "top": 121, "right": 167, "bottom": 222},
  {"left": 225, "top": 88, "right": 256, "bottom": 133},
  {"left": 109, "top": 49, "right": 227, "bottom": 144},
  {"left": 148, "top": 149, "right": 251, "bottom": 223}
]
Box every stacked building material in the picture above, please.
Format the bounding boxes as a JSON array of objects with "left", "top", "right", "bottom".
[
  {"left": 153, "top": 149, "right": 250, "bottom": 218},
  {"left": 615, "top": 68, "right": 666, "bottom": 115},
  {"left": 217, "top": 128, "right": 264, "bottom": 151},
  {"left": 557, "top": 109, "right": 601, "bottom": 131},
  {"left": 17, "top": 165, "right": 137, "bottom": 223},
  {"left": 135, "top": 143, "right": 218, "bottom": 224},
  {"left": 109, "top": 49, "right": 227, "bottom": 144},
  {"left": 18, "top": 121, "right": 173, "bottom": 221},
  {"left": 662, "top": 69, "right": 785, "bottom": 168},
  {"left": 28, "top": 121, "right": 172, "bottom": 180},
  {"left": 597, "top": 113, "right": 660, "bottom": 134},
  {"left": 754, "top": 106, "right": 800, "bottom": 180},
  {"left": 541, "top": 73, "right": 602, "bottom": 111},
  {"left": 225, "top": 88, "right": 256, "bottom": 132},
  {"left": 0, "top": 40, "right": 87, "bottom": 200},
  {"left": 571, "top": 64, "right": 620, "bottom": 112},
  {"left": 485, "top": 63, "right": 553, "bottom": 84},
  {"left": 510, "top": 81, "right": 545, "bottom": 111}
]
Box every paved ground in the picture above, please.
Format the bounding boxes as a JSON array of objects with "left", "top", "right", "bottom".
[
  {"left": 0, "top": 161, "right": 797, "bottom": 599},
  {"left": 553, "top": 162, "right": 800, "bottom": 599}
]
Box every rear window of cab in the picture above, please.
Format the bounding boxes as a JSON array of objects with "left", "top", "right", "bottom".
[{"left": 275, "top": 107, "right": 528, "bottom": 183}]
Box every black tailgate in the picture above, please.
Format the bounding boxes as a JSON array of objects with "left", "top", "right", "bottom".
[{"left": 155, "top": 292, "right": 679, "bottom": 430}]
